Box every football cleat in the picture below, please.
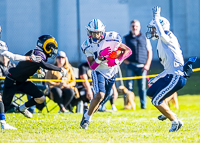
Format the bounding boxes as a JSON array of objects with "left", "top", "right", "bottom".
[
  {"left": 158, "top": 113, "right": 177, "bottom": 121},
  {"left": 111, "top": 105, "right": 117, "bottom": 111},
  {"left": 1, "top": 121, "right": 17, "bottom": 130},
  {"left": 169, "top": 120, "right": 184, "bottom": 132},
  {"left": 80, "top": 110, "right": 90, "bottom": 129},
  {"left": 14, "top": 106, "right": 33, "bottom": 118},
  {"left": 80, "top": 119, "right": 90, "bottom": 129},
  {"left": 158, "top": 114, "right": 167, "bottom": 121}
]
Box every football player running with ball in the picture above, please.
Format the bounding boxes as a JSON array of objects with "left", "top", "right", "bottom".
[
  {"left": 146, "top": 6, "right": 187, "bottom": 132},
  {"left": 80, "top": 19, "right": 132, "bottom": 129},
  {"left": 0, "top": 26, "right": 42, "bottom": 130}
]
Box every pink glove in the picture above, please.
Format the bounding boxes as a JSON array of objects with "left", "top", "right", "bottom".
[
  {"left": 100, "top": 47, "right": 112, "bottom": 57},
  {"left": 106, "top": 57, "right": 116, "bottom": 67}
]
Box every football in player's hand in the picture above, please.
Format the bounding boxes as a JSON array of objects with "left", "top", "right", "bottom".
[{"left": 109, "top": 49, "right": 123, "bottom": 59}]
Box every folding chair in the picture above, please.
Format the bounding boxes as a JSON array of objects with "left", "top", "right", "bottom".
[{"left": 11, "top": 84, "right": 49, "bottom": 113}]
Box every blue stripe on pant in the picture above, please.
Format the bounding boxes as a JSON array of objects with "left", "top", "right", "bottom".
[
  {"left": 147, "top": 74, "right": 187, "bottom": 106},
  {"left": 91, "top": 71, "right": 116, "bottom": 105}
]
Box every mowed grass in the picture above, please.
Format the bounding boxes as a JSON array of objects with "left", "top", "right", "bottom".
[{"left": 0, "top": 95, "right": 200, "bottom": 143}]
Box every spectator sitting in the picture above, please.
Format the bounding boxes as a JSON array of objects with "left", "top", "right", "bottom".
[
  {"left": 69, "top": 62, "right": 94, "bottom": 113},
  {"left": 45, "top": 51, "right": 79, "bottom": 113}
]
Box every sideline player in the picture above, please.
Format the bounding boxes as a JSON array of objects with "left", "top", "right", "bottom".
[
  {"left": 80, "top": 19, "right": 132, "bottom": 129},
  {"left": 0, "top": 26, "right": 42, "bottom": 130},
  {"left": 146, "top": 6, "right": 187, "bottom": 132},
  {"left": 2, "top": 35, "right": 64, "bottom": 128}
]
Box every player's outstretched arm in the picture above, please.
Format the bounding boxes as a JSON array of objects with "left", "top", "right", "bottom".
[
  {"left": 1, "top": 50, "right": 42, "bottom": 62},
  {"left": 1, "top": 50, "right": 27, "bottom": 61},
  {"left": 39, "top": 61, "right": 61, "bottom": 71},
  {"left": 152, "top": 6, "right": 170, "bottom": 43}
]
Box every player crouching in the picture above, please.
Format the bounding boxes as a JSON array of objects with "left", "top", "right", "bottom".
[
  {"left": 146, "top": 6, "right": 187, "bottom": 132},
  {"left": 80, "top": 19, "right": 132, "bottom": 129}
]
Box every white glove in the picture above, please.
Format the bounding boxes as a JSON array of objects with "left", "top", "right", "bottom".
[
  {"left": 30, "top": 54, "right": 42, "bottom": 62},
  {"left": 61, "top": 67, "right": 67, "bottom": 77},
  {"left": 152, "top": 6, "right": 161, "bottom": 19}
]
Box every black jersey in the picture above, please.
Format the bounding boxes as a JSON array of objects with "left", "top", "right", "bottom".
[
  {"left": 8, "top": 50, "right": 61, "bottom": 82},
  {"left": 77, "top": 62, "right": 92, "bottom": 88}
]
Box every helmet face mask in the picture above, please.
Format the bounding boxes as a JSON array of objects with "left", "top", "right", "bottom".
[
  {"left": 146, "top": 26, "right": 159, "bottom": 40},
  {"left": 45, "top": 43, "right": 58, "bottom": 58},
  {"left": 146, "top": 17, "right": 170, "bottom": 40},
  {"left": 86, "top": 19, "right": 105, "bottom": 44},
  {"left": 37, "top": 35, "right": 58, "bottom": 58}
]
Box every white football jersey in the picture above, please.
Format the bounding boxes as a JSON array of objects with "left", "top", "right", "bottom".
[
  {"left": 81, "top": 31, "right": 122, "bottom": 79},
  {"left": 154, "top": 19, "right": 184, "bottom": 76}
]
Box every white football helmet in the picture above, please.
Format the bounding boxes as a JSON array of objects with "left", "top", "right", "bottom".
[
  {"left": 146, "top": 17, "right": 170, "bottom": 40},
  {"left": 86, "top": 19, "right": 106, "bottom": 43}
]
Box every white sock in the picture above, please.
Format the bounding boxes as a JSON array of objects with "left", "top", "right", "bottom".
[
  {"left": 0, "top": 120, "right": 6, "bottom": 124},
  {"left": 19, "top": 104, "right": 28, "bottom": 112},
  {"left": 84, "top": 102, "right": 88, "bottom": 106},
  {"left": 84, "top": 111, "right": 92, "bottom": 122},
  {"left": 171, "top": 119, "right": 178, "bottom": 124}
]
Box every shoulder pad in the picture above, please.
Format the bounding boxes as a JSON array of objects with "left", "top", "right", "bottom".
[
  {"left": 81, "top": 39, "right": 91, "bottom": 54},
  {"left": 104, "top": 31, "right": 122, "bottom": 43}
]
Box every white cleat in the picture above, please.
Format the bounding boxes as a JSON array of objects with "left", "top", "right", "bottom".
[
  {"left": 112, "top": 105, "right": 117, "bottom": 111},
  {"left": 169, "top": 120, "right": 183, "bottom": 132},
  {"left": 14, "top": 107, "right": 33, "bottom": 118},
  {"left": 1, "top": 121, "right": 17, "bottom": 130}
]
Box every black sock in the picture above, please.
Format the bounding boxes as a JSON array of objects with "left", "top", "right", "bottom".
[
  {"left": 110, "top": 96, "right": 114, "bottom": 105},
  {"left": 25, "top": 98, "right": 37, "bottom": 107},
  {"left": 0, "top": 101, "right": 4, "bottom": 113}
]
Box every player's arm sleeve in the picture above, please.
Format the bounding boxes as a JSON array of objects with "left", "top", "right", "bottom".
[
  {"left": 1, "top": 51, "right": 26, "bottom": 61},
  {"left": 154, "top": 19, "right": 170, "bottom": 44},
  {"left": 39, "top": 61, "right": 61, "bottom": 71},
  {"left": 117, "top": 43, "right": 132, "bottom": 64}
]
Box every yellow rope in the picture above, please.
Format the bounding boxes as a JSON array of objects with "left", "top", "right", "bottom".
[{"left": 1, "top": 67, "right": 199, "bottom": 82}]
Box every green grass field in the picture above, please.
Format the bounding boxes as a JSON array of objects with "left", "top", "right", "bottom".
[{"left": 1, "top": 95, "right": 200, "bottom": 143}]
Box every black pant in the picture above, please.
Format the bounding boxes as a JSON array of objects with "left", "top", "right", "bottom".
[
  {"left": 69, "top": 88, "right": 90, "bottom": 112},
  {"left": 3, "top": 77, "right": 43, "bottom": 112},
  {"left": 50, "top": 87, "right": 75, "bottom": 110}
]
